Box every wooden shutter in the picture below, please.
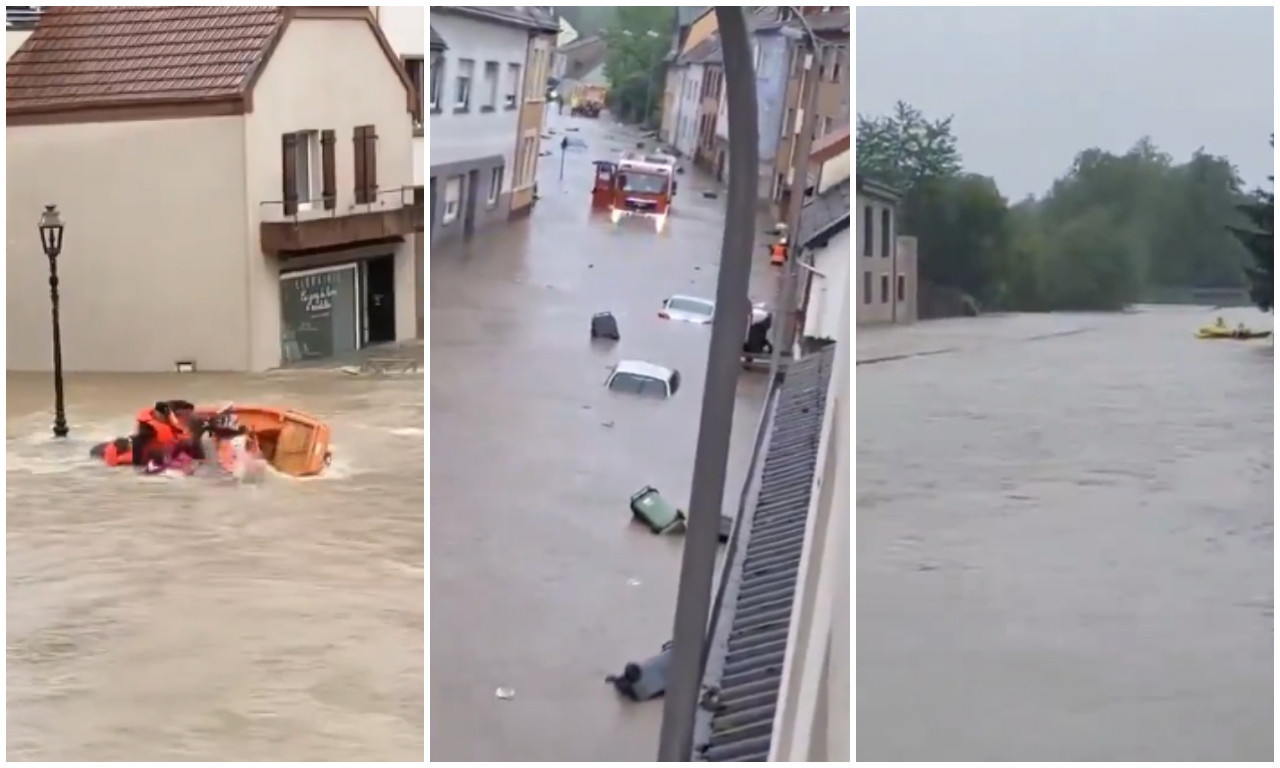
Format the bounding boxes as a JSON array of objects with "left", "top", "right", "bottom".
[
  {"left": 353, "top": 126, "right": 368, "bottom": 204},
  {"left": 321, "top": 129, "right": 336, "bottom": 210},
  {"left": 281, "top": 132, "right": 298, "bottom": 216},
  {"left": 363, "top": 126, "right": 379, "bottom": 203}
]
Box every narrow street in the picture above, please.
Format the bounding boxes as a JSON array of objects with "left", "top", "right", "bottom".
[
  {"left": 429, "top": 112, "right": 776, "bottom": 761},
  {"left": 7, "top": 369, "right": 424, "bottom": 761},
  {"left": 857, "top": 307, "right": 1273, "bottom": 761}
]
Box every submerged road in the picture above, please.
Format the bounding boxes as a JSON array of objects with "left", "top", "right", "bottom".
[
  {"left": 7, "top": 368, "right": 424, "bottom": 761},
  {"left": 429, "top": 113, "right": 777, "bottom": 761},
  {"left": 857, "top": 307, "right": 1273, "bottom": 761}
]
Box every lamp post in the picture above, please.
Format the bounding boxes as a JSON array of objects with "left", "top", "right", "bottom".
[{"left": 38, "top": 204, "right": 69, "bottom": 438}]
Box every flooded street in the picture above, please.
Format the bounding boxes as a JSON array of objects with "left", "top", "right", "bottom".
[
  {"left": 7, "top": 369, "right": 423, "bottom": 761},
  {"left": 429, "top": 113, "right": 775, "bottom": 761},
  {"left": 857, "top": 307, "right": 1273, "bottom": 761}
]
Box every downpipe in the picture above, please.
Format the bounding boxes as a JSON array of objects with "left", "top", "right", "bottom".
[{"left": 657, "top": 7, "right": 759, "bottom": 762}]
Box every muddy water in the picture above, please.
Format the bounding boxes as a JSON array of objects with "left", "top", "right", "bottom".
[
  {"left": 429, "top": 115, "right": 776, "bottom": 761},
  {"left": 7, "top": 370, "right": 424, "bottom": 761},
  {"left": 857, "top": 307, "right": 1273, "bottom": 761}
]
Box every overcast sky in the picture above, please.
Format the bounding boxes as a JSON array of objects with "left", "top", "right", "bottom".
[{"left": 855, "top": 6, "right": 1275, "bottom": 199}]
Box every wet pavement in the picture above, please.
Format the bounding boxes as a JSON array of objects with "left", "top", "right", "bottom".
[
  {"left": 7, "top": 370, "right": 423, "bottom": 761},
  {"left": 857, "top": 306, "right": 1273, "bottom": 761},
  {"left": 429, "top": 113, "right": 777, "bottom": 761}
]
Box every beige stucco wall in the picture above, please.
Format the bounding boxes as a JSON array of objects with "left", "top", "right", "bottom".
[
  {"left": 855, "top": 191, "right": 916, "bottom": 326},
  {"left": 6, "top": 29, "right": 32, "bottom": 60},
  {"left": 244, "top": 15, "right": 417, "bottom": 371},
  {"left": 6, "top": 117, "right": 249, "bottom": 372}
]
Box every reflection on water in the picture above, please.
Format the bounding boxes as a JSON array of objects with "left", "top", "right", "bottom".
[{"left": 7, "top": 370, "right": 424, "bottom": 762}]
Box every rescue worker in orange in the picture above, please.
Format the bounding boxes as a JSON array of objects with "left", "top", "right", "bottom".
[
  {"left": 91, "top": 400, "right": 202, "bottom": 467},
  {"left": 770, "top": 236, "right": 788, "bottom": 266}
]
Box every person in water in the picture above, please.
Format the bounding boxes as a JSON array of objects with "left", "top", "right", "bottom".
[{"left": 92, "top": 400, "right": 201, "bottom": 467}]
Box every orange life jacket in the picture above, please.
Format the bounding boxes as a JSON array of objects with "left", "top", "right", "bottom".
[
  {"left": 770, "top": 242, "right": 787, "bottom": 265},
  {"left": 136, "top": 407, "right": 180, "bottom": 451}
]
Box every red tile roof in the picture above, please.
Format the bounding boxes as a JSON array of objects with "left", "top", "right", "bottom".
[
  {"left": 7, "top": 6, "right": 286, "bottom": 115},
  {"left": 8, "top": 6, "right": 417, "bottom": 126}
]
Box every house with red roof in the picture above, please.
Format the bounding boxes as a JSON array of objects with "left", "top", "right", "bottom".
[{"left": 7, "top": 6, "right": 421, "bottom": 371}]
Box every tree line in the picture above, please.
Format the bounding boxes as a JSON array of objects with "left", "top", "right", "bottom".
[{"left": 857, "top": 102, "right": 1274, "bottom": 313}]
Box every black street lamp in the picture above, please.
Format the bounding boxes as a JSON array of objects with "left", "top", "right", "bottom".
[{"left": 38, "top": 204, "right": 69, "bottom": 438}]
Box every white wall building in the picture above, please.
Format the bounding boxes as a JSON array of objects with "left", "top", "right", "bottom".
[
  {"left": 674, "top": 62, "right": 704, "bottom": 158},
  {"left": 376, "top": 5, "right": 425, "bottom": 187}
]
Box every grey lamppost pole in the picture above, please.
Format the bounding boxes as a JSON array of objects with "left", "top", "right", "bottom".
[
  {"left": 656, "top": 6, "right": 758, "bottom": 762},
  {"left": 38, "top": 204, "right": 69, "bottom": 438}
]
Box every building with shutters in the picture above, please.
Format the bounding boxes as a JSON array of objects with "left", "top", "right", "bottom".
[{"left": 6, "top": 5, "right": 421, "bottom": 372}]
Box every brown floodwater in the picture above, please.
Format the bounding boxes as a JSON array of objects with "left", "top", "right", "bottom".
[
  {"left": 429, "top": 114, "right": 777, "bottom": 761},
  {"left": 7, "top": 367, "right": 424, "bottom": 761},
  {"left": 857, "top": 307, "right": 1273, "bottom": 761}
]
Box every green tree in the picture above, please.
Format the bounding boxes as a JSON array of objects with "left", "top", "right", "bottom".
[
  {"left": 903, "top": 174, "right": 1010, "bottom": 303},
  {"left": 602, "top": 7, "right": 673, "bottom": 126},
  {"left": 855, "top": 101, "right": 962, "bottom": 191},
  {"left": 1229, "top": 138, "right": 1273, "bottom": 312}
]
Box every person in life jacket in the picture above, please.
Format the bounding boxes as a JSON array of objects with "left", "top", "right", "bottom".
[{"left": 90, "top": 400, "right": 199, "bottom": 468}]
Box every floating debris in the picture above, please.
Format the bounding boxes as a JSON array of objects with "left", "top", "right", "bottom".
[{"left": 495, "top": 687, "right": 515, "bottom": 701}]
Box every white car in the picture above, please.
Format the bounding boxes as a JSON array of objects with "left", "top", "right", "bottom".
[
  {"left": 659, "top": 295, "right": 715, "bottom": 324},
  {"left": 605, "top": 360, "right": 682, "bottom": 399}
]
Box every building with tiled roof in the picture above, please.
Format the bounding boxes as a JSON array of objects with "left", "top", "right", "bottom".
[{"left": 7, "top": 6, "right": 422, "bottom": 372}]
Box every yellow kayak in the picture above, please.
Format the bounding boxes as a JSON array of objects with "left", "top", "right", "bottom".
[{"left": 1195, "top": 326, "right": 1272, "bottom": 340}]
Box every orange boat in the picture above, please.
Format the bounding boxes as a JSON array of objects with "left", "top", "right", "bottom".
[{"left": 195, "top": 404, "right": 332, "bottom": 477}]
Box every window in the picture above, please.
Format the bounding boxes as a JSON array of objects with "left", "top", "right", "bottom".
[
  {"left": 442, "top": 176, "right": 461, "bottom": 224},
  {"left": 881, "top": 208, "right": 891, "bottom": 257},
  {"left": 785, "top": 108, "right": 795, "bottom": 137},
  {"left": 404, "top": 56, "right": 424, "bottom": 127},
  {"left": 880, "top": 274, "right": 890, "bottom": 304},
  {"left": 482, "top": 61, "right": 499, "bottom": 111},
  {"left": 454, "top": 58, "right": 474, "bottom": 111},
  {"left": 897, "top": 274, "right": 906, "bottom": 303},
  {"left": 430, "top": 55, "right": 443, "bottom": 112},
  {"left": 505, "top": 63, "right": 521, "bottom": 108},
  {"left": 774, "top": 173, "right": 786, "bottom": 201},
  {"left": 753, "top": 42, "right": 761, "bottom": 71},
  {"left": 281, "top": 130, "right": 322, "bottom": 215},
  {"left": 516, "top": 135, "right": 537, "bottom": 187},
  {"left": 487, "top": 166, "right": 503, "bottom": 206},
  {"left": 353, "top": 125, "right": 379, "bottom": 205},
  {"left": 822, "top": 116, "right": 834, "bottom": 137},
  {"left": 863, "top": 271, "right": 872, "bottom": 305},
  {"left": 862, "top": 205, "right": 874, "bottom": 256},
  {"left": 831, "top": 48, "right": 844, "bottom": 83}
]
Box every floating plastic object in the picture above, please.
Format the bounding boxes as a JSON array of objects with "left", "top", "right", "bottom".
[
  {"left": 606, "top": 640, "right": 673, "bottom": 701},
  {"left": 630, "top": 485, "right": 734, "bottom": 542},
  {"left": 591, "top": 311, "right": 621, "bottom": 341}
]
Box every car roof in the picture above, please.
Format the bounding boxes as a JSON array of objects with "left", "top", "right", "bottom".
[
  {"left": 614, "top": 359, "right": 676, "bottom": 379},
  {"left": 667, "top": 294, "right": 714, "bottom": 306}
]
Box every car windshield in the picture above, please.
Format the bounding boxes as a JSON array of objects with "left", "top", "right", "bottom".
[
  {"left": 667, "top": 298, "right": 712, "bottom": 316},
  {"left": 608, "top": 372, "right": 669, "bottom": 398},
  {"left": 619, "top": 173, "right": 668, "bottom": 195}
]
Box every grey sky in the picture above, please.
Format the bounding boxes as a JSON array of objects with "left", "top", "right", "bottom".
[{"left": 856, "top": 6, "right": 1275, "bottom": 199}]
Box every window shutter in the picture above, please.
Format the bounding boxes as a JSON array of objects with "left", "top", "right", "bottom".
[
  {"left": 281, "top": 132, "right": 298, "bottom": 216},
  {"left": 353, "top": 125, "right": 368, "bottom": 204},
  {"left": 320, "top": 130, "right": 336, "bottom": 210},
  {"left": 363, "top": 127, "right": 379, "bottom": 204}
]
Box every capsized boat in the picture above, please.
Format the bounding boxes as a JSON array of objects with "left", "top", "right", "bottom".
[{"left": 194, "top": 404, "right": 332, "bottom": 477}]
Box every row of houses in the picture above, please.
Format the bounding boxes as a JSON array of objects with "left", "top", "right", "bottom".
[{"left": 658, "top": 7, "right": 850, "bottom": 217}]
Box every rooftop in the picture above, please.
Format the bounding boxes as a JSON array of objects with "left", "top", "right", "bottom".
[
  {"left": 437, "top": 6, "right": 558, "bottom": 34},
  {"left": 430, "top": 25, "right": 447, "bottom": 51},
  {"left": 681, "top": 34, "right": 722, "bottom": 65},
  {"left": 7, "top": 6, "right": 412, "bottom": 123},
  {"left": 691, "top": 344, "right": 837, "bottom": 761}
]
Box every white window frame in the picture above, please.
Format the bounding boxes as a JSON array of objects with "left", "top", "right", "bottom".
[
  {"left": 430, "top": 55, "right": 443, "bottom": 111},
  {"left": 455, "top": 58, "right": 474, "bottom": 110},
  {"left": 293, "top": 129, "right": 321, "bottom": 212},
  {"left": 443, "top": 176, "right": 462, "bottom": 223},
  {"left": 488, "top": 166, "right": 503, "bottom": 206}
]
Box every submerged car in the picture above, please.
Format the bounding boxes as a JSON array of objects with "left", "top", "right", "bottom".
[
  {"left": 605, "top": 360, "right": 681, "bottom": 399},
  {"left": 659, "top": 295, "right": 715, "bottom": 324}
]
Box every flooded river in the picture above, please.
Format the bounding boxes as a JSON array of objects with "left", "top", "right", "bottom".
[
  {"left": 857, "top": 307, "right": 1273, "bottom": 761},
  {"left": 7, "top": 368, "right": 424, "bottom": 761},
  {"left": 429, "top": 115, "right": 776, "bottom": 761}
]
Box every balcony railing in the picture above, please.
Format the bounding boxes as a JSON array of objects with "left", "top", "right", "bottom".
[
  {"left": 258, "top": 186, "right": 417, "bottom": 225},
  {"left": 258, "top": 185, "right": 423, "bottom": 254}
]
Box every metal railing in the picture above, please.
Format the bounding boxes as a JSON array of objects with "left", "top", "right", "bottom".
[{"left": 258, "top": 185, "right": 419, "bottom": 225}]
